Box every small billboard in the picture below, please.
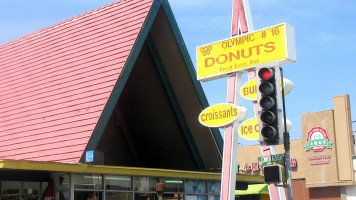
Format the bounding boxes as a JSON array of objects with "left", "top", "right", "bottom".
[{"left": 196, "top": 23, "right": 296, "bottom": 81}]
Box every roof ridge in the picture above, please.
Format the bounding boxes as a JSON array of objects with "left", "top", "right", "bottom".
[{"left": 0, "top": 0, "right": 128, "bottom": 48}]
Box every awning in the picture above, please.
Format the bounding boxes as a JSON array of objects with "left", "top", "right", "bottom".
[
  {"left": 235, "top": 184, "right": 269, "bottom": 195},
  {"left": 0, "top": 159, "right": 264, "bottom": 183}
]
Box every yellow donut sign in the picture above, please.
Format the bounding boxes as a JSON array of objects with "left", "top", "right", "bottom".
[
  {"left": 196, "top": 23, "right": 296, "bottom": 81},
  {"left": 199, "top": 103, "right": 247, "bottom": 128}
]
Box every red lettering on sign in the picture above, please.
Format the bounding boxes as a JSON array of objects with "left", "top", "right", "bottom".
[
  {"left": 254, "top": 123, "right": 259, "bottom": 132},
  {"left": 243, "top": 85, "right": 257, "bottom": 96},
  {"left": 204, "top": 42, "right": 276, "bottom": 68},
  {"left": 264, "top": 42, "right": 276, "bottom": 52},
  {"left": 205, "top": 57, "right": 215, "bottom": 68}
]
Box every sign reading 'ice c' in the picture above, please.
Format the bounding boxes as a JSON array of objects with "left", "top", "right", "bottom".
[{"left": 196, "top": 23, "right": 296, "bottom": 82}]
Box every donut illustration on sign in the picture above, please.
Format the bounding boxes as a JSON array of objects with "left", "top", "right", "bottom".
[{"left": 304, "top": 127, "right": 333, "bottom": 152}]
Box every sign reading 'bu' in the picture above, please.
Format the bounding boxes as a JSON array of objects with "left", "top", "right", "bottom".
[
  {"left": 239, "top": 77, "right": 293, "bottom": 101},
  {"left": 196, "top": 23, "right": 296, "bottom": 81}
]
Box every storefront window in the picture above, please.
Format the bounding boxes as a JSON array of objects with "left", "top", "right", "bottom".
[
  {"left": 106, "top": 191, "right": 132, "bottom": 200},
  {"left": 135, "top": 193, "right": 158, "bottom": 200},
  {"left": 58, "top": 174, "right": 70, "bottom": 200},
  {"left": 185, "top": 180, "right": 208, "bottom": 200},
  {"left": 207, "top": 195, "right": 220, "bottom": 200},
  {"left": 51, "top": 174, "right": 220, "bottom": 200},
  {"left": 163, "top": 193, "right": 184, "bottom": 200},
  {"left": 105, "top": 175, "right": 132, "bottom": 200},
  {"left": 185, "top": 195, "right": 207, "bottom": 200},
  {"left": 40, "top": 182, "right": 49, "bottom": 197},
  {"left": 207, "top": 181, "right": 220, "bottom": 200},
  {"left": 58, "top": 174, "right": 70, "bottom": 191},
  {"left": 134, "top": 177, "right": 158, "bottom": 192},
  {"left": 161, "top": 179, "right": 183, "bottom": 193},
  {"left": 0, "top": 181, "right": 21, "bottom": 200},
  {"left": 105, "top": 175, "right": 131, "bottom": 191},
  {"left": 207, "top": 181, "right": 220, "bottom": 194},
  {"left": 185, "top": 180, "right": 206, "bottom": 194},
  {"left": 134, "top": 177, "right": 159, "bottom": 200},
  {"left": 23, "top": 182, "right": 39, "bottom": 200},
  {"left": 74, "top": 174, "right": 103, "bottom": 190}
]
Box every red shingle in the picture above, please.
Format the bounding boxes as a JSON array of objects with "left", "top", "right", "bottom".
[{"left": 0, "top": 0, "right": 154, "bottom": 163}]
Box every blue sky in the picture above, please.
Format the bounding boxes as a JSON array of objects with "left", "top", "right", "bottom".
[{"left": 1, "top": 0, "right": 355, "bottom": 146}]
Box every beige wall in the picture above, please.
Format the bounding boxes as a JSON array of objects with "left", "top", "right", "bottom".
[
  {"left": 236, "top": 144, "right": 264, "bottom": 176},
  {"left": 236, "top": 140, "right": 306, "bottom": 179},
  {"left": 276, "top": 140, "right": 305, "bottom": 179},
  {"left": 301, "top": 110, "right": 339, "bottom": 187},
  {"left": 333, "top": 95, "right": 354, "bottom": 182}
]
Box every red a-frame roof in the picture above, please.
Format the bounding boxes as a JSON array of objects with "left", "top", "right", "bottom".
[
  {"left": 0, "top": 0, "right": 154, "bottom": 163},
  {"left": 0, "top": 0, "right": 223, "bottom": 169}
]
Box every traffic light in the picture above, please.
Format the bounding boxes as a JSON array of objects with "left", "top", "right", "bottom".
[
  {"left": 256, "top": 67, "right": 283, "bottom": 146},
  {"left": 263, "top": 164, "right": 285, "bottom": 184}
]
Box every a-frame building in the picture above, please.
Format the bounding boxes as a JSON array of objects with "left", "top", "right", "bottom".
[{"left": 0, "top": 0, "right": 262, "bottom": 199}]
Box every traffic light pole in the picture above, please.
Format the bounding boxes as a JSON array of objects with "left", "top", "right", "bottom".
[{"left": 280, "top": 67, "right": 293, "bottom": 200}]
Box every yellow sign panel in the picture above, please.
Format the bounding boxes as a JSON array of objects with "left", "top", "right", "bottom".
[
  {"left": 238, "top": 117, "right": 259, "bottom": 140},
  {"left": 240, "top": 78, "right": 293, "bottom": 100},
  {"left": 199, "top": 103, "right": 247, "bottom": 128},
  {"left": 196, "top": 23, "right": 296, "bottom": 81},
  {"left": 240, "top": 78, "right": 258, "bottom": 101}
]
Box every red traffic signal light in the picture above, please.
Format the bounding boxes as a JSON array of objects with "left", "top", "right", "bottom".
[
  {"left": 256, "top": 67, "right": 283, "bottom": 146},
  {"left": 258, "top": 68, "right": 274, "bottom": 81}
]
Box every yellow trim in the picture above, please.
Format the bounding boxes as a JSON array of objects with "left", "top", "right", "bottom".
[
  {"left": 235, "top": 184, "right": 268, "bottom": 195},
  {"left": 0, "top": 159, "right": 263, "bottom": 182}
]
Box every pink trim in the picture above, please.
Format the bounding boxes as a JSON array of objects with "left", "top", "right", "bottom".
[
  {"left": 267, "top": 179, "right": 281, "bottom": 199},
  {"left": 247, "top": 71, "right": 258, "bottom": 115},
  {"left": 221, "top": 126, "right": 233, "bottom": 200},
  {"left": 262, "top": 146, "right": 271, "bottom": 155},
  {"left": 221, "top": 74, "right": 236, "bottom": 199},
  {"left": 247, "top": 70, "right": 256, "bottom": 79},
  {"left": 231, "top": 0, "right": 248, "bottom": 36},
  {"left": 227, "top": 75, "right": 236, "bottom": 103},
  {"left": 221, "top": 0, "right": 249, "bottom": 199}
]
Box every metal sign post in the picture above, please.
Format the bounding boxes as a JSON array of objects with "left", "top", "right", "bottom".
[{"left": 220, "top": 1, "right": 253, "bottom": 200}]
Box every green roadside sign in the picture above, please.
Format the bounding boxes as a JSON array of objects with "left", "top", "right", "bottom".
[{"left": 258, "top": 154, "right": 285, "bottom": 166}]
